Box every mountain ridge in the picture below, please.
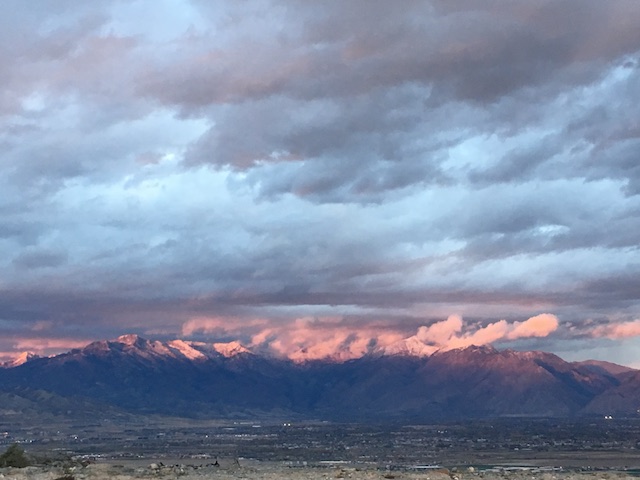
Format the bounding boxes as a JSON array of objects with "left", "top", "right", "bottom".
[
  {"left": 1, "top": 334, "right": 638, "bottom": 422},
  {"left": 2, "top": 334, "right": 635, "bottom": 368}
]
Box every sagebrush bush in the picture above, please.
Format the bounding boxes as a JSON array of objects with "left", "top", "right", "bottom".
[{"left": 0, "top": 444, "right": 30, "bottom": 468}]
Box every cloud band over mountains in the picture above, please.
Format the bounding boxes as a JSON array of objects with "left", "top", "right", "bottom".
[{"left": 180, "top": 313, "right": 560, "bottom": 361}]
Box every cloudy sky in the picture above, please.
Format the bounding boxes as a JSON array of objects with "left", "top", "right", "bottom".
[{"left": 2, "top": 0, "right": 640, "bottom": 366}]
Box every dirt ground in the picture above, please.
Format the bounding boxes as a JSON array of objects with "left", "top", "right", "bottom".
[{"left": 1, "top": 462, "right": 639, "bottom": 480}]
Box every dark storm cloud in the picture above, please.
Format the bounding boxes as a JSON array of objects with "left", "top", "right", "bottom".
[
  {"left": 578, "top": 272, "right": 640, "bottom": 309},
  {"left": 135, "top": 0, "right": 640, "bottom": 204},
  {"left": 169, "top": 0, "right": 639, "bottom": 106}
]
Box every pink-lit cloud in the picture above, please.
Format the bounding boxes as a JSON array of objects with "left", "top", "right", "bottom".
[
  {"left": 506, "top": 313, "right": 559, "bottom": 339},
  {"left": 445, "top": 319, "right": 511, "bottom": 350},
  {"left": 415, "top": 314, "right": 463, "bottom": 345},
  {"left": 0, "top": 337, "right": 94, "bottom": 361},
  {"left": 591, "top": 319, "right": 640, "bottom": 339},
  {"left": 411, "top": 313, "right": 559, "bottom": 352}
]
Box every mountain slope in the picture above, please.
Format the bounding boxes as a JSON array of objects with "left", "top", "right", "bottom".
[
  {"left": 582, "top": 369, "right": 640, "bottom": 415},
  {"left": 411, "top": 347, "right": 618, "bottom": 417},
  {"left": 573, "top": 359, "right": 636, "bottom": 377},
  {"left": 0, "top": 387, "right": 134, "bottom": 422}
]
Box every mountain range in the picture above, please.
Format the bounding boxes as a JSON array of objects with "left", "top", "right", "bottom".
[{"left": 1, "top": 334, "right": 638, "bottom": 422}]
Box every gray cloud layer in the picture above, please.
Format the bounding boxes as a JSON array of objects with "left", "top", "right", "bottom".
[{"left": 1, "top": 0, "right": 639, "bottom": 364}]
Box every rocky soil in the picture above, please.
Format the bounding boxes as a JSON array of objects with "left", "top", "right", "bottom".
[{"left": 1, "top": 463, "right": 638, "bottom": 480}]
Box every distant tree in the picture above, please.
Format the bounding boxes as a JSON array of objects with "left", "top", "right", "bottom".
[{"left": 0, "top": 444, "right": 30, "bottom": 467}]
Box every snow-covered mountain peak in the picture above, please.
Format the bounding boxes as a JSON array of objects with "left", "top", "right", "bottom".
[
  {"left": 212, "top": 341, "right": 251, "bottom": 357},
  {"left": 104, "top": 335, "right": 253, "bottom": 361},
  {"left": 0, "top": 351, "right": 40, "bottom": 368},
  {"left": 382, "top": 336, "right": 437, "bottom": 357}
]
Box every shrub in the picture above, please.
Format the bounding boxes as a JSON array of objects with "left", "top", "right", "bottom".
[{"left": 0, "top": 444, "right": 30, "bottom": 468}]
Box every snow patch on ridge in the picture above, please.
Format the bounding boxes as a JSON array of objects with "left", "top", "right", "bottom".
[{"left": 168, "top": 340, "right": 207, "bottom": 360}]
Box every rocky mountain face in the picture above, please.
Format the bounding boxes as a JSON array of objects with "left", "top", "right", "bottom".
[{"left": 0, "top": 336, "right": 637, "bottom": 421}]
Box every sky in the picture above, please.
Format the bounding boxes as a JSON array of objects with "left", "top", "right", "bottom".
[{"left": 1, "top": 0, "right": 640, "bottom": 366}]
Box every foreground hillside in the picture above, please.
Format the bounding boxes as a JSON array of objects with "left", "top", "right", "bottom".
[{"left": 0, "top": 335, "right": 638, "bottom": 421}]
